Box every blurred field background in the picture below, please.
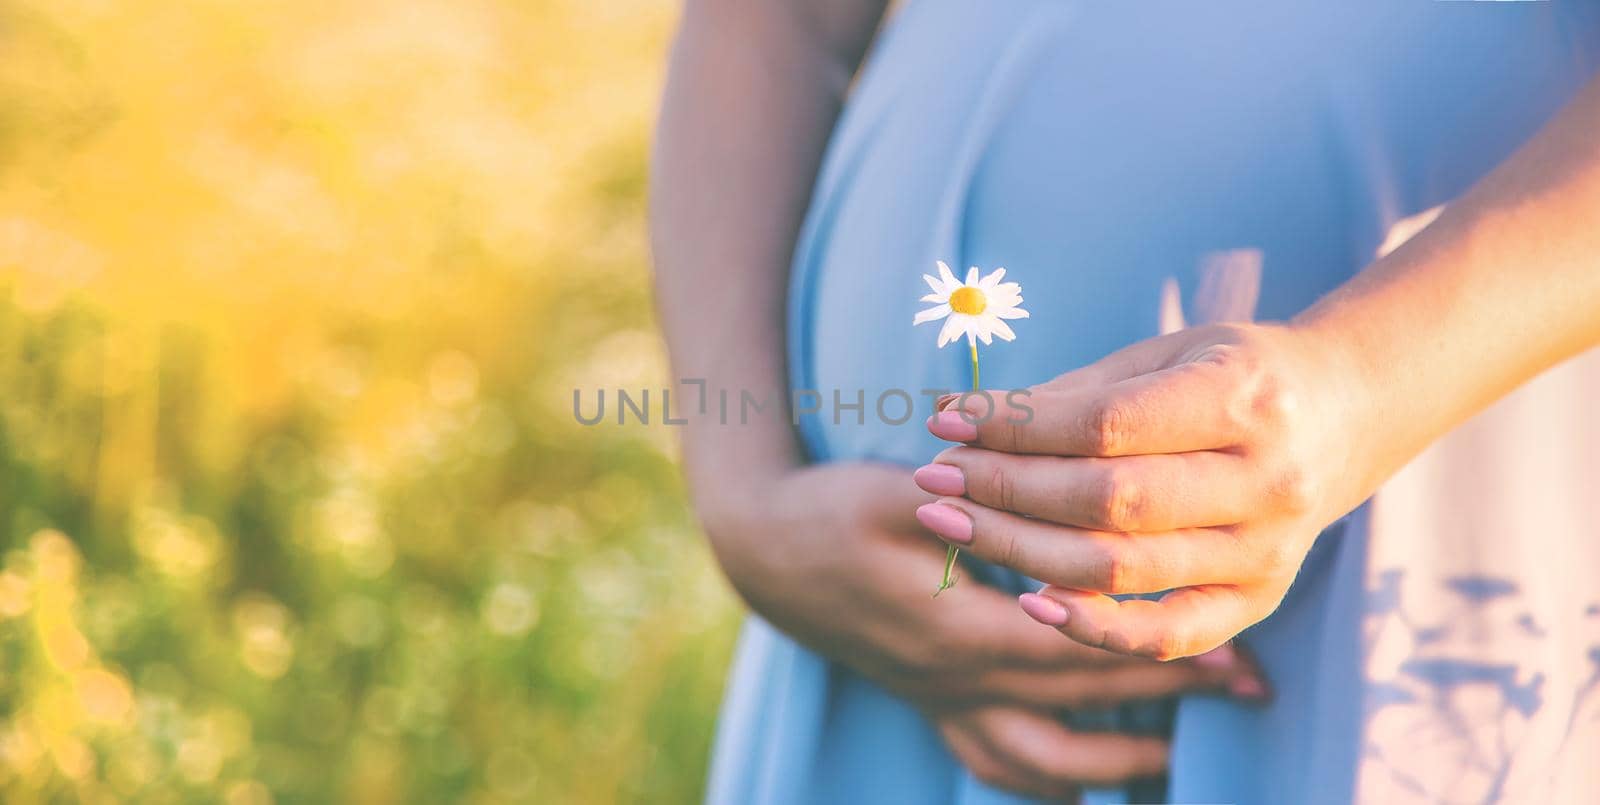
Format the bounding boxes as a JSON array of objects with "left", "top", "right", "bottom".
[{"left": 0, "top": 1, "right": 742, "bottom": 802}]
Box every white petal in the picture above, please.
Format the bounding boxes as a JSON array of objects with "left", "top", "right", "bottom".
[
  {"left": 987, "top": 292, "right": 1022, "bottom": 309},
  {"left": 991, "top": 282, "right": 1022, "bottom": 297},
  {"left": 978, "top": 268, "right": 1006, "bottom": 290},
  {"left": 923, "top": 274, "right": 946, "bottom": 294},
  {"left": 920, "top": 293, "right": 946, "bottom": 303},
  {"left": 989, "top": 317, "right": 1016, "bottom": 341},
  {"left": 913, "top": 304, "right": 951, "bottom": 325},
  {"left": 965, "top": 266, "right": 980, "bottom": 286},
  {"left": 960, "top": 316, "right": 987, "bottom": 346},
  {"left": 995, "top": 305, "right": 1030, "bottom": 320},
  {"left": 937, "top": 261, "right": 960, "bottom": 291},
  {"left": 937, "top": 314, "right": 964, "bottom": 347}
]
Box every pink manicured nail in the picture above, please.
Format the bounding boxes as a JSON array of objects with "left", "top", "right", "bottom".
[
  {"left": 913, "top": 464, "right": 966, "bottom": 496},
  {"left": 1229, "top": 675, "right": 1269, "bottom": 701},
  {"left": 1019, "top": 593, "right": 1070, "bottom": 626},
  {"left": 927, "top": 411, "right": 979, "bottom": 442},
  {"left": 1193, "top": 644, "right": 1239, "bottom": 673},
  {"left": 914, "top": 502, "right": 973, "bottom": 545}
]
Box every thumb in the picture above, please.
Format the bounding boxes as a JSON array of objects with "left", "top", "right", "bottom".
[{"left": 1033, "top": 327, "right": 1211, "bottom": 395}]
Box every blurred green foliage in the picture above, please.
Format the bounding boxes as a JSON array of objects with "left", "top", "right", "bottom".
[{"left": 0, "top": 1, "right": 740, "bottom": 802}]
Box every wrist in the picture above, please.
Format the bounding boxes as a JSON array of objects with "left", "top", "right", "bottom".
[{"left": 1283, "top": 311, "right": 1427, "bottom": 501}]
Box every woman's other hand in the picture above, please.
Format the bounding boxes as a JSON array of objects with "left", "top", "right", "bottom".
[
  {"left": 700, "top": 461, "right": 1267, "bottom": 795},
  {"left": 934, "top": 705, "right": 1171, "bottom": 800}
]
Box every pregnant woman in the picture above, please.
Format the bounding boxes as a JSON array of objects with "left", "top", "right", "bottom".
[{"left": 653, "top": 1, "right": 1600, "bottom": 802}]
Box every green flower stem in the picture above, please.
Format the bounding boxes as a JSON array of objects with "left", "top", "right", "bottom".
[{"left": 934, "top": 341, "right": 980, "bottom": 597}]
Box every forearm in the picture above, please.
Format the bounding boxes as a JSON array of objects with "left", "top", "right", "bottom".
[
  {"left": 650, "top": 0, "right": 885, "bottom": 517},
  {"left": 1296, "top": 76, "right": 1600, "bottom": 490}
]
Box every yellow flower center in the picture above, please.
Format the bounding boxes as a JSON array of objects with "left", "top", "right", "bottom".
[{"left": 949, "top": 286, "right": 986, "bottom": 315}]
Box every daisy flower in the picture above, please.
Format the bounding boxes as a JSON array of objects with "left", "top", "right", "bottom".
[
  {"left": 913, "top": 261, "right": 1029, "bottom": 348},
  {"left": 915, "top": 261, "right": 1028, "bottom": 596}
]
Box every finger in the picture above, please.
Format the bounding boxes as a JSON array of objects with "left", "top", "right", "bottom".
[
  {"left": 917, "top": 584, "right": 1270, "bottom": 708},
  {"left": 935, "top": 344, "right": 1167, "bottom": 415},
  {"left": 1031, "top": 330, "right": 1201, "bottom": 393},
  {"left": 938, "top": 715, "right": 1062, "bottom": 799},
  {"left": 971, "top": 706, "right": 1169, "bottom": 790},
  {"left": 926, "top": 359, "right": 1250, "bottom": 457},
  {"left": 975, "top": 644, "right": 1267, "bottom": 709},
  {"left": 920, "top": 447, "right": 1256, "bottom": 531},
  {"left": 1026, "top": 584, "right": 1276, "bottom": 662},
  {"left": 926, "top": 580, "right": 1145, "bottom": 670},
  {"left": 915, "top": 499, "right": 1264, "bottom": 594}
]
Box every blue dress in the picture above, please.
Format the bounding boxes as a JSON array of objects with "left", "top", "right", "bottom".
[{"left": 707, "top": 2, "right": 1600, "bottom": 802}]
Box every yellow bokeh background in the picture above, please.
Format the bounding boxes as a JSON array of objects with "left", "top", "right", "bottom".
[{"left": 0, "top": 1, "right": 737, "bottom": 802}]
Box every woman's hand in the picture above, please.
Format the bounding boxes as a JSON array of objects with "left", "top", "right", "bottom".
[
  {"left": 913, "top": 322, "right": 1375, "bottom": 660},
  {"left": 699, "top": 461, "right": 1267, "bottom": 795},
  {"left": 933, "top": 705, "right": 1172, "bottom": 800}
]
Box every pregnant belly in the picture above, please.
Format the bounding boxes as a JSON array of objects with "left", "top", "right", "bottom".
[{"left": 789, "top": 0, "right": 1371, "bottom": 468}]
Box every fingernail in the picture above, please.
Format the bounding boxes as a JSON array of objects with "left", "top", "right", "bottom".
[
  {"left": 914, "top": 502, "right": 973, "bottom": 545},
  {"left": 1229, "top": 675, "right": 1270, "bottom": 701},
  {"left": 1018, "top": 593, "right": 1070, "bottom": 627},
  {"left": 927, "top": 411, "right": 978, "bottom": 442},
  {"left": 1193, "top": 644, "right": 1239, "bottom": 673},
  {"left": 935, "top": 393, "right": 961, "bottom": 412},
  {"left": 913, "top": 464, "right": 965, "bottom": 496}
]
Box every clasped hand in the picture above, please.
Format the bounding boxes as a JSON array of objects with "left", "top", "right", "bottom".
[{"left": 696, "top": 460, "right": 1268, "bottom": 797}]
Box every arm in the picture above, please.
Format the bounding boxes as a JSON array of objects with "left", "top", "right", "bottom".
[
  {"left": 1296, "top": 76, "right": 1600, "bottom": 495},
  {"left": 651, "top": 0, "right": 883, "bottom": 535},
  {"left": 913, "top": 76, "right": 1600, "bottom": 659}
]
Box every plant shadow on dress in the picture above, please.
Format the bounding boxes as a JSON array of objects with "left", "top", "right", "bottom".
[{"left": 1360, "top": 568, "right": 1600, "bottom": 802}]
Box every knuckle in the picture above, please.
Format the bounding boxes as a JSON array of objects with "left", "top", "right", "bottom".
[
  {"left": 1086, "top": 622, "right": 1116, "bottom": 653},
  {"left": 988, "top": 412, "right": 1023, "bottom": 452},
  {"left": 984, "top": 462, "right": 1016, "bottom": 511},
  {"left": 1090, "top": 469, "right": 1144, "bottom": 531},
  {"left": 1100, "top": 622, "right": 1191, "bottom": 662},
  {"left": 1147, "top": 626, "right": 1193, "bottom": 662},
  {"left": 1099, "top": 628, "right": 1140, "bottom": 657},
  {"left": 994, "top": 527, "right": 1026, "bottom": 572},
  {"left": 1255, "top": 537, "right": 1302, "bottom": 581},
  {"left": 1004, "top": 417, "right": 1029, "bottom": 453},
  {"left": 1083, "top": 399, "right": 1133, "bottom": 455},
  {"left": 1203, "top": 343, "right": 1278, "bottom": 432},
  {"left": 1089, "top": 542, "right": 1137, "bottom": 594},
  {"left": 1249, "top": 375, "right": 1298, "bottom": 428},
  {"left": 1201, "top": 340, "right": 1259, "bottom": 377},
  {"left": 1269, "top": 463, "right": 1319, "bottom": 514}
]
